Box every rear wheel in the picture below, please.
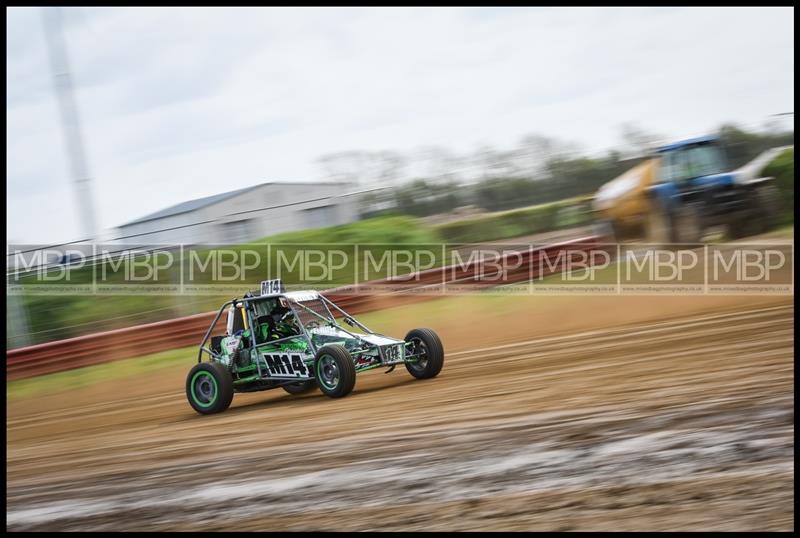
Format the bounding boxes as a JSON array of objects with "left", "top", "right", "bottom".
[
  {"left": 729, "top": 185, "right": 780, "bottom": 239},
  {"left": 753, "top": 185, "right": 780, "bottom": 233},
  {"left": 404, "top": 328, "right": 444, "bottom": 379},
  {"left": 314, "top": 345, "right": 356, "bottom": 398},
  {"left": 186, "top": 361, "right": 234, "bottom": 415},
  {"left": 672, "top": 204, "right": 703, "bottom": 244},
  {"left": 645, "top": 205, "right": 673, "bottom": 246},
  {"left": 728, "top": 218, "right": 754, "bottom": 240},
  {"left": 282, "top": 379, "right": 316, "bottom": 395}
]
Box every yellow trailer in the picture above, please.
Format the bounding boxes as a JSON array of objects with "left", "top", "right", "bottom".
[{"left": 592, "top": 157, "right": 658, "bottom": 238}]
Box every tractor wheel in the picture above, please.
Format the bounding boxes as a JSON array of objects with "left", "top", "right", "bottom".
[
  {"left": 727, "top": 218, "right": 754, "bottom": 240},
  {"left": 282, "top": 379, "right": 317, "bottom": 395},
  {"left": 186, "top": 361, "right": 234, "bottom": 415},
  {"left": 753, "top": 185, "right": 780, "bottom": 233},
  {"left": 404, "top": 328, "right": 445, "bottom": 380},
  {"left": 314, "top": 345, "right": 356, "bottom": 398},
  {"left": 729, "top": 185, "right": 780, "bottom": 239},
  {"left": 671, "top": 204, "right": 703, "bottom": 244},
  {"left": 645, "top": 206, "right": 673, "bottom": 246}
]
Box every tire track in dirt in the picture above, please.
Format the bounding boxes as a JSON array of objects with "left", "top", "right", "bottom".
[
  {"left": 6, "top": 302, "right": 794, "bottom": 531},
  {"left": 7, "top": 303, "right": 791, "bottom": 427}
]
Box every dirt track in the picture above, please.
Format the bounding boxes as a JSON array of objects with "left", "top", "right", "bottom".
[{"left": 6, "top": 296, "right": 795, "bottom": 531}]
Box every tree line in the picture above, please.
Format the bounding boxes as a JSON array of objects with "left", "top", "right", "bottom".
[{"left": 317, "top": 123, "right": 793, "bottom": 218}]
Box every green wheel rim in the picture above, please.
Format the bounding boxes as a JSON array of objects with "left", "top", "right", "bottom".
[
  {"left": 191, "top": 370, "right": 218, "bottom": 408},
  {"left": 317, "top": 355, "right": 340, "bottom": 390}
]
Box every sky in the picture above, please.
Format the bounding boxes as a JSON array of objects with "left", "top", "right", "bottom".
[{"left": 6, "top": 7, "right": 794, "bottom": 244}]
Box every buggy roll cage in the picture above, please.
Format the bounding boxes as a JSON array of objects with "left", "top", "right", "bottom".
[{"left": 197, "top": 291, "right": 385, "bottom": 364}]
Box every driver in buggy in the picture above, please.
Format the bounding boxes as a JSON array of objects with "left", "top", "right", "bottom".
[{"left": 259, "top": 296, "right": 302, "bottom": 342}]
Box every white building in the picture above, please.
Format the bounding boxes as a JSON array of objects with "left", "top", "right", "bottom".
[{"left": 116, "top": 181, "right": 375, "bottom": 245}]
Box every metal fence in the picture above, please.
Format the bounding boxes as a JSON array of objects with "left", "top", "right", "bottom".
[{"left": 6, "top": 237, "right": 603, "bottom": 380}]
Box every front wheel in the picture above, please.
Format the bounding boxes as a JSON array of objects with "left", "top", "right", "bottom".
[
  {"left": 186, "top": 361, "right": 234, "bottom": 415},
  {"left": 404, "top": 328, "right": 444, "bottom": 379},
  {"left": 314, "top": 345, "right": 356, "bottom": 398}
]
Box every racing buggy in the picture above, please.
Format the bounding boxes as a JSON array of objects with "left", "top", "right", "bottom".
[{"left": 186, "top": 279, "right": 445, "bottom": 414}]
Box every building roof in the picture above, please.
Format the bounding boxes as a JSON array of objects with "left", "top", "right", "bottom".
[{"left": 119, "top": 181, "right": 353, "bottom": 227}]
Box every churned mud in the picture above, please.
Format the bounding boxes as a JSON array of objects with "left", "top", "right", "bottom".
[{"left": 6, "top": 296, "right": 794, "bottom": 531}]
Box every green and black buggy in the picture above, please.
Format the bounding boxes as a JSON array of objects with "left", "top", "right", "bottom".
[{"left": 186, "top": 279, "right": 445, "bottom": 414}]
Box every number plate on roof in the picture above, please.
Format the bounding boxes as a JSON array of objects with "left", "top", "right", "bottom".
[{"left": 261, "top": 279, "right": 285, "bottom": 295}]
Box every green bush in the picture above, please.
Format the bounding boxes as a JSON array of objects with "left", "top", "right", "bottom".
[
  {"left": 434, "top": 197, "right": 593, "bottom": 243},
  {"left": 9, "top": 201, "right": 595, "bottom": 347},
  {"left": 257, "top": 215, "right": 440, "bottom": 245},
  {"left": 10, "top": 216, "right": 445, "bottom": 347},
  {"left": 763, "top": 148, "right": 794, "bottom": 225}
]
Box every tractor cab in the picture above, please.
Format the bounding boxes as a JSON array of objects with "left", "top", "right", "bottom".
[{"left": 656, "top": 135, "right": 728, "bottom": 190}]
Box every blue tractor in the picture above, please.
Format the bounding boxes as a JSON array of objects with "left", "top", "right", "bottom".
[{"left": 645, "top": 135, "right": 783, "bottom": 243}]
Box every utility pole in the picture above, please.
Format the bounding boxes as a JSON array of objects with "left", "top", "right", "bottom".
[{"left": 41, "top": 7, "right": 98, "bottom": 242}]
